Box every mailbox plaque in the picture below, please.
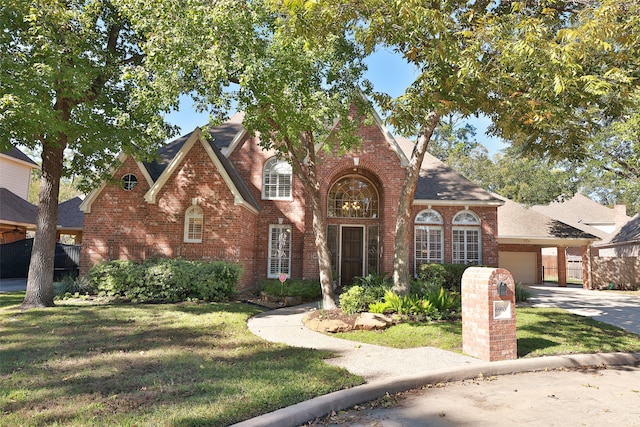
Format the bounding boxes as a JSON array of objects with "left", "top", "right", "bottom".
[{"left": 493, "top": 300, "right": 511, "bottom": 320}]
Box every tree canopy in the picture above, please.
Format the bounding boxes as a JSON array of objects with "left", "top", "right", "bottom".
[{"left": 1, "top": 0, "right": 191, "bottom": 307}]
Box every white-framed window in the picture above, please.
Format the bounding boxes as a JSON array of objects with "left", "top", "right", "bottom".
[
  {"left": 262, "top": 157, "right": 292, "bottom": 200},
  {"left": 268, "top": 224, "right": 291, "bottom": 278},
  {"left": 452, "top": 210, "right": 481, "bottom": 264},
  {"left": 184, "top": 205, "right": 204, "bottom": 243},
  {"left": 328, "top": 176, "right": 379, "bottom": 218},
  {"left": 414, "top": 209, "right": 444, "bottom": 275}
]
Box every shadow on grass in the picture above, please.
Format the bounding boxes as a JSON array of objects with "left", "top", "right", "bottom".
[
  {"left": 0, "top": 298, "right": 363, "bottom": 426},
  {"left": 516, "top": 307, "right": 640, "bottom": 358}
]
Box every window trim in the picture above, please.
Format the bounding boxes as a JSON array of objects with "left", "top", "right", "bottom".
[
  {"left": 267, "top": 224, "right": 292, "bottom": 278},
  {"left": 183, "top": 205, "right": 204, "bottom": 243},
  {"left": 452, "top": 226, "right": 482, "bottom": 265},
  {"left": 121, "top": 174, "right": 138, "bottom": 191},
  {"left": 262, "top": 157, "right": 293, "bottom": 201},
  {"left": 327, "top": 175, "right": 379, "bottom": 219},
  {"left": 414, "top": 209, "right": 444, "bottom": 275}
]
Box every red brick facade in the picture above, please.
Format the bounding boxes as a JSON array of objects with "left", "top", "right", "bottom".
[{"left": 80, "top": 117, "right": 500, "bottom": 291}]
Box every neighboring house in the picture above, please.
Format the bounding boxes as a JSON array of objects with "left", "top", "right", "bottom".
[
  {"left": 495, "top": 195, "right": 599, "bottom": 286},
  {"left": 590, "top": 213, "right": 640, "bottom": 289},
  {"left": 531, "top": 193, "right": 634, "bottom": 288},
  {"left": 0, "top": 145, "right": 38, "bottom": 201},
  {"left": 531, "top": 193, "right": 630, "bottom": 239},
  {"left": 0, "top": 187, "right": 38, "bottom": 243},
  {"left": 57, "top": 197, "right": 85, "bottom": 244},
  {"left": 80, "top": 112, "right": 503, "bottom": 290},
  {"left": 0, "top": 145, "right": 84, "bottom": 244},
  {"left": 0, "top": 145, "right": 39, "bottom": 243}
]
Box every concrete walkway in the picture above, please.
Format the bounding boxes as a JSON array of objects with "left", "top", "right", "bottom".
[{"left": 236, "top": 286, "right": 640, "bottom": 427}]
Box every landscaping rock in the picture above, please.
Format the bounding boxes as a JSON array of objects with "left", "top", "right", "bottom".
[
  {"left": 305, "top": 317, "right": 352, "bottom": 333},
  {"left": 354, "top": 312, "right": 394, "bottom": 331}
]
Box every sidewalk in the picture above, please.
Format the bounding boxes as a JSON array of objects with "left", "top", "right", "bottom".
[{"left": 236, "top": 295, "right": 640, "bottom": 427}]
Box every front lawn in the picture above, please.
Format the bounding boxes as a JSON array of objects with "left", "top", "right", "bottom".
[
  {"left": 334, "top": 307, "right": 640, "bottom": 358},
  {"left": 0, "top": 294, "right": 362, "bottom": 426}
]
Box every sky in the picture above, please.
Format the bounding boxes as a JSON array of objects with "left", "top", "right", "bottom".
[{"left": 164, "top": 48, "right": 507, "bottom": 155}]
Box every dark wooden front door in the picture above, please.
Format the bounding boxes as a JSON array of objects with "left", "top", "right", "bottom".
[{"left": 341, "top": 227, "right": 364, "bottom": 286}]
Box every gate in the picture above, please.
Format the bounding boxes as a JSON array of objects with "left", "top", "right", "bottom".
[{"left": 0, "top": 239, "right": 80, "bottom": 279}]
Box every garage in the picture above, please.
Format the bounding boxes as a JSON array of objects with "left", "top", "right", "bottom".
[{"left": 499, "top": 251, "right": 538, "bottom": 284}]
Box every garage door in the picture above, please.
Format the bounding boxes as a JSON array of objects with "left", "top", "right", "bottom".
[{"left": 499, "top": 252, "right": 538, "bottom": 284}]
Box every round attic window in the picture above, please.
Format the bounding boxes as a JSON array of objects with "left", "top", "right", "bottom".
[{"left": 121, "top": 174, "right": 138, "bottom": 191}]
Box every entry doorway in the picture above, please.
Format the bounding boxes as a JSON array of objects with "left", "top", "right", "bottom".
[{"left": 341, "top": 226, "right": 364, "bottom": 286}]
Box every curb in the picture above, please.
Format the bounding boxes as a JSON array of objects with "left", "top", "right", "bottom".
[{"left": 230, "top": 351, "right": 640, "bottom": 427}]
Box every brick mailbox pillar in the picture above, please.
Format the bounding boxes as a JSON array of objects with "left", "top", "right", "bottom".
[{"left": 462, "top": 267, "right": 517, "bottom": 361}]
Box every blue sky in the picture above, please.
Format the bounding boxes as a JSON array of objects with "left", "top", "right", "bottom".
[{"left": 165, "top": 49, "right": 507, "bottom": 155}]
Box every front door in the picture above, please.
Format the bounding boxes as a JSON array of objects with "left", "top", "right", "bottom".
[{"left": 341, "top": 226, "right": 364, "bottom": 286}]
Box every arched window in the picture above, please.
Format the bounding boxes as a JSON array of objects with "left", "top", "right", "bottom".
[
  {"left": 452, "top": 210, "right": 481, "bottom": 264},
  {"left": 121, "top": 174, "right": 138, "bottom": 191},
  {"left": 184, "top": 205, "right": 204, "bottom": 243},
  {"left": 328, "top": 176, "right": 379, "bottom": 219},
  {"left": 414, "top": 209, "right": 444, "bottom": 274},
  {"left": 262, "top": 157, "right": 292, "bottom": 200}
]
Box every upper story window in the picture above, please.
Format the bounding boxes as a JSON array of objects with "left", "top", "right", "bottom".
[
  {"left": 184, "top": 205, "right": 204, "bottom": 243},
  {"left": 328, "top": 176, "right": 379, "bottom": 219},
  {"left": 263, "top": 157, "right": 292, "bottom": 200},
  {"left": 121, "top": 174, "right": 138, "bottom": 191}
]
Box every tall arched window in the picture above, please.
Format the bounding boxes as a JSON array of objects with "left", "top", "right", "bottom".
[
  {"left": 414, "top": 209, "right": 444, "bottom": 275},
  {"left": 452, "top": 210, "right": 481, "bottom": 264},
  {"left": 262, "top": 157, "right": 292, "bottom": 200},
  {"left": 328, "top": 176, "right": 379, "bottom": 218},
  {"left": 184, "top": 205, "right": 204, "bottom": 243}
]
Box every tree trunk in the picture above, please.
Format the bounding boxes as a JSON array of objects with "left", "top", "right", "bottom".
[
  {"left": 308, "top": 182, "right": 338, "bottom": 310},
  {"left": 21, "top": 139, "right": 65, "bottom": 309},
  {"left": 392, "top": 111, "right": 440, "bottom": 294}
]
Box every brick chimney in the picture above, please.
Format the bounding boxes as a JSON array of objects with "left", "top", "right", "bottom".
[{"left": 613, "top": 204, "right": 628, "bottom": 228}]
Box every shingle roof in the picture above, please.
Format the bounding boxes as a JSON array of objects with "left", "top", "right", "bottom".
[
  {"left": 1, "top": 146, "right": 38, "bottom": 167},
  {"left": 0, "top": 187, "right": 37, "bottom": 225},
  {"left": 395, "top": 137, "right": 502, "bottom": 204},
  {"left": 57, "top": 197, "right": 84, "bottom": 229},
  {"left": 142, "top": 118, "right": 259, "bottom": 212},
  {"left": 597, "top": 213, "right": 640, "bottom": 246},
  {"left": 496, "top": 194, "right": 598, "bottom": 240},
  {"left": 531, "top": 194, "right": 630, "bottom": 239}
]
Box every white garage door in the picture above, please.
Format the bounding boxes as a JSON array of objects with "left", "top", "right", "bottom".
[{"left": 499, "top": 252, "right": 538, "bottom": 284}]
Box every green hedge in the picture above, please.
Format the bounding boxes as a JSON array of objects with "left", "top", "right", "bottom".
[
  {"left": 86, "top": 259, "right": 241, "bottom": 303},
  {"left": 416, "top": 263, "right": 470, "bottom": 292}
]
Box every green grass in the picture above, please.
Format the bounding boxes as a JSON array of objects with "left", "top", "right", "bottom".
[
  {"left": 334, "top": 307, "right": 640, "bottom": 358},
  {"left": 0, "top": 293, "right": 363, "bottom": 426}
]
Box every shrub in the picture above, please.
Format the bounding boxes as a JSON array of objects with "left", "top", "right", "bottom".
[
  {"left": 53, "top": 275, "right": 93, "bottom": 299},
  {"left": 259, "top": 279, "right": 322, "bottom": 300},
  {"left": 426, "top": 286, "right": 461, "bottom": 312},
  {"left": 339, "top": 285, "right": 366, "bottom": 315},
  {"left": 85, "top": 259, "right": 241, "bottom": 303},
  {"left": 515, "top": 282, "right": 533, "bottom": 303},
  {"left": 416, "top": 263, "right": 469, "bottom": 291},
  {"left": 340, "top": 272, "right": 392, "bottom": 314}
]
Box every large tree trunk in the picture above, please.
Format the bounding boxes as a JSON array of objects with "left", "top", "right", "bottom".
[
  {"left": 308, "top": 182, "right": 338, "bottom": 310},
  {"left": 392, "top": 112, "right": 440, "bottom": 294},
  {"left": 21, "top": 139, "right": 66, "bottom": 309}
]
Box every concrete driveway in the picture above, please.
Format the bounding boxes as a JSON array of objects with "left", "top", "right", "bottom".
[
  {"left": 0, "top": 278, "right": 27, "bottom": 293},
  {"left": 527, "top": 283, "right": 640, "bottom": 335}
]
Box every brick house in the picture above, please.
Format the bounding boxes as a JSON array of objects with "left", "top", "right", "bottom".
[{"left": 80, "top": 112, "right": 502, "bottom": 290}]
